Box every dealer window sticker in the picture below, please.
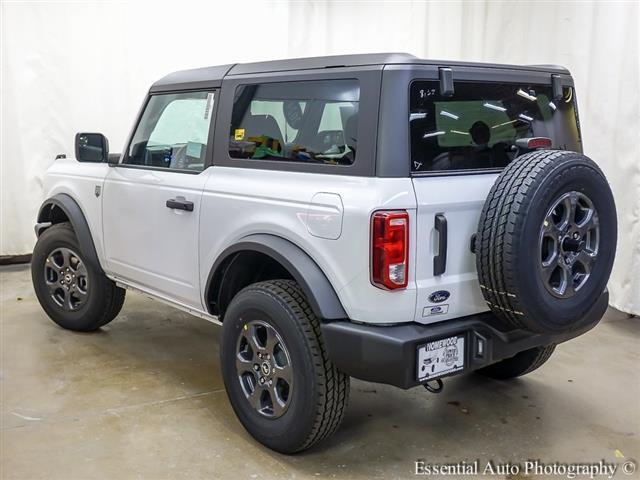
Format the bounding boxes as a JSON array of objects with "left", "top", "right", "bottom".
[{"left": 204, "top": 92, "right": 215, "bottom": 120}]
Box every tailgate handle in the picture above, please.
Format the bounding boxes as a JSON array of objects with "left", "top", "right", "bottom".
[{"left": 433, "top": 214, "right": 447, "bottom": 276}]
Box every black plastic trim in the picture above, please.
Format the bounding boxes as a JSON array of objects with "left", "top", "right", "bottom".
[
  {"left": 114, "top": 164, "right": 204, "bottom": 175},
  {"left": 433, "top": 213, "right": 447, "bottom": 275},
  {"left": 166, "top": 198, "right": 194, "bottom": 211},
  {"left": 150, "top": 64, "right": 234, "bottom": 93},
  {"left": 438, "top": 67, "right": 454, "bottom": 96},
  {"left": 321, "top": 290, "right": 608, "bottom": 389},
  {"left": 411, "top": 168, "right": 503, "bottom": 178},
  {"left": 152, "top": 54, "right": 570, "bottom": 93},
  {"left": 36, "top": 193, "right": 103, "bottom": 274},
  {"left": 552, "top": 74, "right": 563, "bottom": 100},
  {"left": 205, "top": 234, "right": 347, "bottom": 320},
  {"left": 75, "top": 132, "right": 108, "bottom": 163}
]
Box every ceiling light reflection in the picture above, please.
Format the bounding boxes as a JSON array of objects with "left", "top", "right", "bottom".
[
  {"left": 440, "top": 110, "right": 459, "bottom": 120},
  {"left": 517, "top": 89, "right": 537, "bottom": 101},
  {"left": 483, "top": 102, "right": 507, "bottom": 112},
  {"left": 492, "top": 119, "right": 518, "bottom": 129},
  {"left": 423, "top": 130, "right": 445, "bottom": 139}
]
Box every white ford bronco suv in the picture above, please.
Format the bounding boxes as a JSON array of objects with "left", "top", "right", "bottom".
[{"left": 32, "top": 53, "right": 617, "bottom": 453}]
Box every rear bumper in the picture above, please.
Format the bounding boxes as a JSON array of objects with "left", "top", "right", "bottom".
[{"left": 321, "top": 290, "right": 608, "bottom": 389}]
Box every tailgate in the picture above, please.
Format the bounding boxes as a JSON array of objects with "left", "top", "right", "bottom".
[
  {"left": 407, "top": 72, "right": 580, "bottom": 325},
  {"left": 412, "top": 174, "right": 495, "bottom": 324}
]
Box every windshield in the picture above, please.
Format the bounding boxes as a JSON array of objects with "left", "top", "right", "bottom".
[{"left": 409, "top": 81, "right": 581, "bottom": 172}]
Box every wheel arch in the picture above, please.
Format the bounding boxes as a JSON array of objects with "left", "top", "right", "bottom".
[
  {"left": 205, "top": 234, "right": 347, "bottom": 321},
  {"left": 36, "top": 193, "right": 103, "bottom": 274}
]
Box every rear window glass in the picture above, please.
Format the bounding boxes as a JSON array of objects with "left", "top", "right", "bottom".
[
  {"left": 409, "top": 81, "right": 581, "bottom": 172},
  {"left": 229, "top": 79, "right": 359, "bottom": 165}
]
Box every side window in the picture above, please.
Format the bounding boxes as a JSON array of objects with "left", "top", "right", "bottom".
[
  {"left": 126, "top": 91, "right": 215, "bottom": 172},
  {"left": 229, "top": 79, "right": 359, "bottom": 165}
]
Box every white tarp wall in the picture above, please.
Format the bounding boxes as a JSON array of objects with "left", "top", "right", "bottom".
[{"left": 1, "top": 1, "right": 638, "bottom": 314}]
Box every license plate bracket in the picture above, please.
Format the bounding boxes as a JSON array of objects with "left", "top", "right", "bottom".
[{"left": 416, "top": 334, "right": 465, "bottom": 382}]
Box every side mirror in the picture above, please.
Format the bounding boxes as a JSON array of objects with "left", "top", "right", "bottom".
[{"left": 75, "top": 132, "right": 109, "bottom": 163}]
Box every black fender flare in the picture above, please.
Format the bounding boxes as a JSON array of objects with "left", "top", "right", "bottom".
[
  {"left": 206, "top": 234, "right": 347, "bottom": 320},
  {"left": 37, "top": 193, "right": 103, "bottom": 274}
]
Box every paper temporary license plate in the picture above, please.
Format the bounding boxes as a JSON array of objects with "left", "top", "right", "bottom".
[{"left": 416, "top": 334, "right": 465, "bottom": 381}]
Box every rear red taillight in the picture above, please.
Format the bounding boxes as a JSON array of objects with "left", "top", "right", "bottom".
[{"left": 371, "top": 210, "right": 409, "bottom": 290}]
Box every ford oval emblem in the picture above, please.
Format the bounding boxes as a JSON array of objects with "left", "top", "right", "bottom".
[{"left": 428, "top": 290, "right": 450, "bottom": 303}]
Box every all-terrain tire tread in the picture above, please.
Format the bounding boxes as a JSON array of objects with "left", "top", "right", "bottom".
[
  {"left": 245, "top": 279, "right": 349, "bottom": 452},
  {"left": 33, "top": 222, "right": 125, "bottom": 331},
  {"left": 475, "top": 150, "right": 605, "bottom": 330}
]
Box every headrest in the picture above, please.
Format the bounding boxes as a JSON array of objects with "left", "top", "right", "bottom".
[{"left": 243, "top": 114, "right": 283, "bottom": 144}]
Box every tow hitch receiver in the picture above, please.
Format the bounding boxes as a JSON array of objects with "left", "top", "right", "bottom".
[{"left": 423, "top": 378, "right": 444, "bottom": 393}]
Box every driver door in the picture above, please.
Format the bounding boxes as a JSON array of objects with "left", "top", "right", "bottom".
[{"left": 102, "top": 90, "right": 216, "bottom": 308}]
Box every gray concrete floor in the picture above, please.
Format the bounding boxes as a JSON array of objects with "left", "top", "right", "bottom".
[{"left": 1, "top": 264, "right": 639, "bottom": 479}]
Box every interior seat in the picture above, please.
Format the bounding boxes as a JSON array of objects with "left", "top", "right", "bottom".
[{"left": 242, "top": 114, "right": 284, "bottom": 148}]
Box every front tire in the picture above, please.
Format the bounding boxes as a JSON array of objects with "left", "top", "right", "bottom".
[
  {"left": 220, "top": 280, "right": 349, "bottom": 453},
  {"left": 31, "top": 223, "right": 125, "bottom": 332}
]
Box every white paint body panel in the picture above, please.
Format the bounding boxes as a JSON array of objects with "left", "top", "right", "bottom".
[
  {"left": 411, "top": 174, "right": 495, "bottom": 324},
  {"left": 102, "top": 166, "right": 211, "bottom": 308},
  {"left": 41, "top": 157, "right": 492, "bottom": 326},
  {"left": 199, "top": 167, "right": 417, "bottom": 324},
  {"left": 42, "top": 159, "right": 110, "bottom": 267},
  {"left": 306, "top": 192, "right": 344, "bottom": 240}
]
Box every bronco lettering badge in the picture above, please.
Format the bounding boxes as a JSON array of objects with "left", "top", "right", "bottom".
[{"left": 428, "top": 290, "right": 450, "bottom": 303}]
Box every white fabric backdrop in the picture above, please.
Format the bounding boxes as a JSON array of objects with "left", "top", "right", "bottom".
[{"left": 1, "top": 1, "right": 638, "bottom": 314}]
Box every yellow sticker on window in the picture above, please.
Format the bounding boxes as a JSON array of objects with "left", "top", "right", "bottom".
[{"left": 234, "top": 128, "right": 245, "bottom": 141}]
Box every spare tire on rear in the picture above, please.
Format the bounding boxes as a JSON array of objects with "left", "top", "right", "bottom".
[{"left": 476, "top": 150, "right": 616, "bottom": 334}]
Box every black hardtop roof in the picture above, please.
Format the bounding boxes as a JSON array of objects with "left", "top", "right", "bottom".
[{"left": 150, "top": 52, "right": 570, "bottom": 92}]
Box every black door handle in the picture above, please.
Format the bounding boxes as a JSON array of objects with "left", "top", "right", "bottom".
[
  {"left": 433, "top": 213, "right": 447, "bottom": 276},
  {"left": 166, "top": 198, "right": 194, "bottom": 212}
]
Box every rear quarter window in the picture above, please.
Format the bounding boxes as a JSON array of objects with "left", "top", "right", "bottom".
[
  {"left": 229, "top": 79, "right": 359, "bottom": 165},
  {"left": 409, "top": 81, "right": 581, "bottom": 173}
]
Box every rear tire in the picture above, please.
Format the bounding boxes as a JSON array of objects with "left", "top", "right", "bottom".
[
  {"left": 31, "top": 223, "right": 125, "bottom": 332},
  {"left": 476, "top": 345, "right": 556, "bottom": 380},
  {"left": 220, "top": 279, "right": 349, "bottom": 453}
]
